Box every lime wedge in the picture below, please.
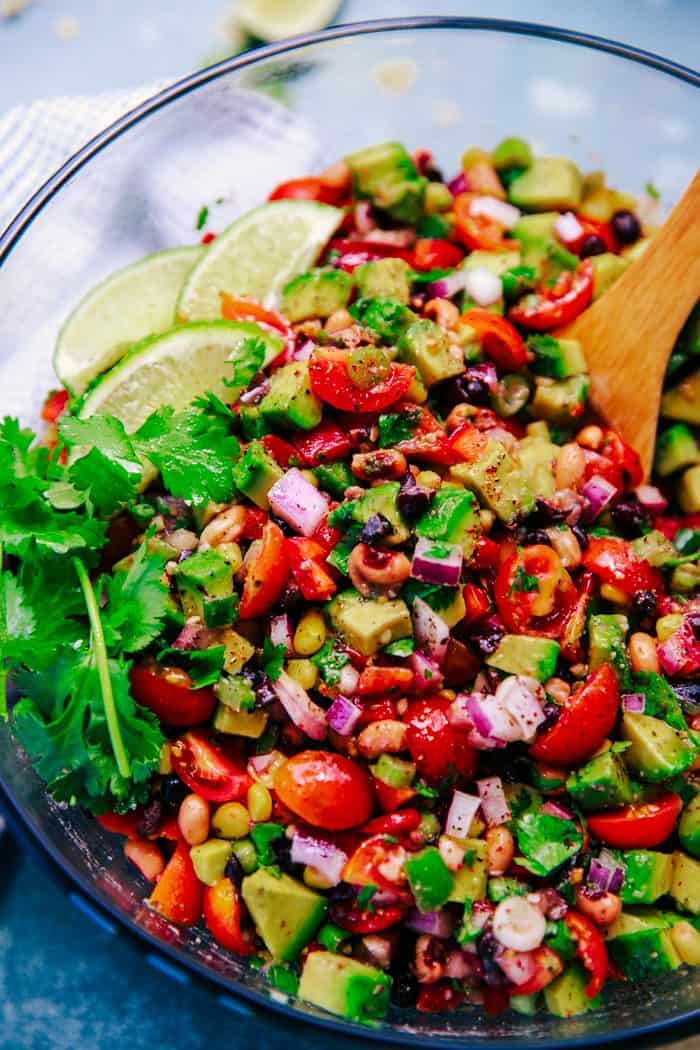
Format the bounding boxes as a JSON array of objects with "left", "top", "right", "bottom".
[
  {"left": 54, "top": 246, "right": 203, "bottom": 396},
  {"left": 177, "top": 200, "right": 343, "bottom": 321},
  {"left": 79, "top": 320, "right": 282, "bottom": 434},
  {"left": 235, "top": 0, "right": 341, "bottom": 42}
]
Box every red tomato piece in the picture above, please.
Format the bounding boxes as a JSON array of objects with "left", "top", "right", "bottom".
[
  {"left": 564, "top": 911, "right": 608, "bottom": 999},
  {"left": 361, "top": 809, "right": 422, "bottom": 836},
  {"left": 450, "top": 423, "right": 490, "bottom": 463},
  {"left": 239, "top": 507, "right": 267, "bottom": 540},
  {"left": 268, "top": 176, "right": 344, "bottom": 205},
  {"left": 203, "top": 879, "right": 255, "bottom": 955},
  {"left": 654, "top": 513, "right": 700, "bottom": 541},
  {"left": 586, "top": 793, "right": 682, "bottom": 849},
  {"left": 327, "top": 238, "right": 415, "bottom": 268},
  {"left": 529, "top": 664, "right": 619, "bottom": 766},
  {"left": 469, "top": 536, "right": 501, "bottom": 570},
  {"left": 286, "top": 537, "right": 337, "bottom": 601},
  {"left": 261, "top": 434, "right": 298, "bottom": 467},
  {"left": 291, "top": 419, "right": 351, "bottom": 467},
  {"left": 343, "top": 834, "right": 412, "bottom": 900},
  {"left": 312, "top": 515, "right": 342, "bottom": 554},
  {"left": 389, "top": 403, "right": 456, "bottom": 465},
  {"left": 560, "top": 570, "right": 595, "bottom": 663},
  {"left": 332, "top": 902, "right": 406, "bottom": 935},
  {"left": 220, "top": 292, "right": 292, "bottom": 343},
  {"left": 274, "top": 751, "right": 374, "bottom": 830},
  {"left": 129, "top": 662, "right": 216, "bottom": 727},
  {"left": 239, "top": 521, "right": 290, "bottom": 619},
  {"left": 96, "top": 811, "right": 142, "bottom": 838},
  {"left": 461, "top": 309, "right": 527, "bottom": 371},
  {"left": 308, "top": 349, "right": 414, "bottom": 413},
  {"left": 463, "top": 583, "right": 491, "bottom": 626},
  {"left": 147, "top": 842, "right": 203, "bottom": 926},
  {"left": 404, "top": 696, "right": 478, "bottom": 784},
  {"left": 582, "top": 536, "right": 665, "bottom": 596},
  {"left": 41, "top": 388, "right": 69, "bottom": 424},
  {"left": 508, "top": 260, "right": 593, "bottom": 331},
  {"left": 413, "top": 238, "right": 464, "bottom": 271},
  {"left": 417, "top": 981, "right": 466, "bottom": 1014},
  {"left": 556, "top": 215, "right": 617, "bottom": 256},
  {"left": 495, "top": 545, "right": 576, "bottom": 638},
  {"left": 357, "top": 699, "right": 399, "bottom": 727},
  {"left": 372, "top": 777, "right": 417, "bottom": 813},
  {"left": 170, "top": 732, "right": 250, "bottom": 803},
  {"left": 509, "top": 945, "right": 564, "bottom": 995},
  {"left": 454, "top": 193, "right": 517, "bottom": 252},
  {"left": 356, "top": 665, "right": 414, "bottom": 697},
  {"left": 599, "top": 429, "right": 644, "bottom": 488}
]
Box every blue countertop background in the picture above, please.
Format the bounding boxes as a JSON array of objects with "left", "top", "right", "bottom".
[{"left": 0, "top": 2, "right": 698, "bottom": 1048}]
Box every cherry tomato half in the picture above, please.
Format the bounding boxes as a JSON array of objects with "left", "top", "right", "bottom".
[
  {"left": 586, "top": 793, "right": 683, "bottom": 849},
  {"left": 388, "top": 403, "right": 456, "bottom": 465},
  {"left": 404, "top": 696, "right": 478, "bottom": 784},
  {"left": 361, "top": 809, "right": 422, "bottom": 836},
  {"left": 268, "top": 176, "right": 344, "bottom": 205},
  {"left": 331, "top": 900, "right": 406, "bottom": 934},
  {"left": 495, "top": 545, "right": 576, "bottom": 638},
  {"left": 219, "top": 292, "right": 292, "bottom": 348},
  {"left": 129, "top": 662, "right": 216, "bottom": 727},
  {"left": 308, "top": 349, "right": 415, "bottom": 413},
  {"left": 461, "top": 309, "right": 527, "bottom": 372},
  {"left": 147, "top": 842, "right": 203, "bottom": 926},
  {"left": 582, "top": 536, "right": 665, "bottom": 597},
  {"left": 274, "top": 750, "right": 374, "bottom": 830},
  {"left": 529, "top": 664, "right": 619, "bottom": 766},
  {"left": 239, "top": 520, "right": 290, "bottom": 619},
  {"left": 170, "top": 732, "right": 250, "bottom": 803},
  {"left": 508, "top": 260, "right": 594, "bottom": 331},
  {"left": 454, "top": 193, "right": 517, "bottom": 252},
  {"left": 564, "top": 911, "right": 608, "bottom": 999},
  {"left": 413, "top": 238, "right": 464, "bottom": 272},
  {"left": 203, "top": 878, "right": 254, "bottom": 955},
  {"left": 41, "top": 388, "right": 69, "bottom": 424},
  {"left": 343, "top": 834, "right": 412, "bottom": 900}
]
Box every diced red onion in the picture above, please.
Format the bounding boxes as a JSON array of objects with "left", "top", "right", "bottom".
[
  {"left": 445, "top": 789, "right": 481, "bottom": 839},
  {"left": 239, "top": 378, "right": 271, "bottom": 404},
  {"left": 467, "top": 693, "right": 523, "bottom": 745},
  {"left": 599, "top": 848, "right": 626, "bottom": 894},
  {"left": 172, "top": 623, "right": 213, "bottom": 650},
  {"left": 426, "top": 269, "right": 469, "bottom": 300},
  {"left": 447, "top": 693, "right": 472, "bottom": 729},
  {"left": 497, "top": 948, "right": 537, "bottom": 987},
  {"left": 477, "top": 777, "right": 510, "bottom": 827},
  {"left": 353, "top": 201, "right": 375, "bottom": 236},
  {"left": 411, "top": 537, "right": 463, "bottom": 586},
  {"left": 581, "top": 474, "right": 618, "bottom": 521},
  {"left": 364, "top": 227, "right": 416, "bottom": 248},
  {"left": 268, "top": 468, "right": 328, "bottom": 536},
  {"left": 467, "top": 362, "right": 499, "bottom": 392},
  {"left": 658, "top": 617, "right": 700, "bottom": 677},
  {"left": 467, "top": 726, "right": 506, "bottom": 751},
  {"left": 634, "top": 485, "right": 668, "bottom": 514},
  {"left": 622, "top": 692, "right": 646, "bottom": 713},
  {"left": 554, "top": 211, "right": 584, "bottom": 245},
  {"left": 361, "top": 934, "right": 393, "bottom": 969},
  {"left": 293, "top": 338, "right": 316, "bottom": 362},
  {"left": 495, "top": 675, "right": 546, "bottom": 742},
  {"left": 412, "top": 598, "right": 450, "bottom": 666},
  {"left": 409, "top": 650, "right": 444, "bottom": 693},
  {"left": 338, "top": 663, "right": 360, "bottom": 696},
  {"left": 541, "top": 800, "right": 575, "bottom": 821},
  {"left": 326, "top": 695, "right": 362, "bottom": 736},
  {"left": 272, "top": 672, "right": 327, "bottom": 741},
  {"left": 291, "top": 832, "right": 347, "bottom": 886},
  {"left": 469, "top": 196, "right": 521, "bottom": 229},
  {"left": 589, "top": 851, "right": 626, "bottom": 895},
  {"left": 249, "top": 752, "right": 277, "bottom": 776},
  {"left": 406, "top": 908, "right": 455, "bottom": 938},
  {"left": 371, "top": 888, "right": 403, "bottom": 906},
  {"left": 270, "top": 614, "right": 293, "bottom": 654},
  {"left": 464, "top": 267, "right": 503, "bottom": 307},
  {"left": 447, "top": 172, "right": 467, "bottom": 196}
]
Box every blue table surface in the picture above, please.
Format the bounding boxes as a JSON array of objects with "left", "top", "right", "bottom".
[{"left": 0, "top": 3, "right": 699, "bottom": 1049}]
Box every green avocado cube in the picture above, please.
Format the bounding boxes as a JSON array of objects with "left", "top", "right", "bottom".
[
  {"left": 544, "top": 963, "right": 601, "bottom": 1017},
  {"left": 175, "top": 549, "right": 236, "bottom": 627},
  {"left": 661, "top": 369, "right": 700, "bottom": 426},
  {"left": 508, "top": 157, "right": 582, "bottom": 212},
  {"left": 526, "top": 335, "right": 587, "bottom": 379},
  {"left": 679, "top": 464, "right": 700, "bottom": 513},
  {"left": 486, "top": 634, "right": 559, "bottom": 682},
  {"left": 346, "top": 141, "right": 427, "bottom": 224},
  {"left": 190, "top": 839, "right": 234, "bottom": 885},
  {"left": 241, "top": 869, "right": 327, "bottom": 962},
  {"left": 313, "top": 460, "right": 355, "bottom": 499},
  {"left": 404, "top": 847, "right": 455, "bottom": 912},
  {"left": 590, "top": 252, "right": 629, "bottom": 300},
  {"left": 449, "top": 438, "right": 535, "bottom": 524},
  {"left": 460, "top": 249, "right": 522, "bottom": 277},
  {"left": 618, "top": 849, "right": 673, "bottom": 905},
  {"left": 232, "top": 439, "right": 284, "bottom": 509},
  {"left": 670, "top": 851, "right": 700, "bottom": 914},
  {"left": 448, "top": 840, "right": 488, "bottom": 903},
  {"left": 415, "top": 486, "right": 481, "bottom": 558},
  {"left": 326, "top": 589, "right": 412, "bottom": 657},
  {"left": 566, "top": 750, "right": 633, "bottom": 811},
  {"left": 680, "top": 795, "right": 700, "bottom": 859},
  {"left": 517, "top": 434, "right": 558, "bottom": 499},
  {"left": 259, "top": 361, "right": 322, "bottom": 431},
  {"left": 355, "top": 257, "right": 413, "bottom": 303},
  {"left": 512, "top": 212, "right": 559, "bottom": 272},
  {"left": 298, "top": 951, "right": 391, "bottom": 1024},
  {"left": 531, "top": 375, "right": 589, "bottom": 424},
  {"left": 606, "top": 920, "right": 681, "bottom": 979},
  {"left": 492, "top": 136, "right": 533, "bottom": 172},
  {"left": 281, "top": 268, "right": 353, "bottom": 322},
  {"left": 588, "top": 613, "right": 632, "bottom": 689},
  {"left": 655, "top": 424, "right": 700, "bottom": 477},
  {"left": 621, "top": 712, "right": 696, "bottom": 782},
  {"left": 397, "top": 318, "right": 464, "bottom": 386},
  {"left": 329, "top": 481, "right": 409, "bottom": 545}
]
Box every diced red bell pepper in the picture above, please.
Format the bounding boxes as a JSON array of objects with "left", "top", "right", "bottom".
[
  {"left": 286, "top": 537, "right": 337, "bottom": 601},
  {"left": 291, "top": 419, "right": 351, "bottom": 467},
  {"left": 203, "top": 878, "right": 254, "bottom": 955},
  {"left": 261, "top": 434, "right": 299, "bottom": 468},
  {"left": 96, "top": 811, "right": 142, "bottom": 838},
  {"left": 413, "top": 238, "right": 464, "bottom": 271},
  {"left": 463, "top": 583, "right": 491, "bottom": 625},
  {"left": 468, "top": 536, "right": 501, "bottom": 570},
  {"left": 357, "top": 698, "right": 398, "bottom": 726},
  {"left": 361, "top": 809, "right": 422, "bottom": 836},
  {"left": 372, "top": 776, "right": 417, "bottom": 813},
  {"left": 312, "top": 514, "right": 343, "bottom": 554},
  {"left": 147, "top": 842, "right": 203, "bottom": 926},
  {"left": 508, "top": 260, "right": 593, "bottom": 331},
  {"left": 239, "top": 521, "right": 290, "bottom": 619},
  {"left": 41, "top": 388, "right": 69, "bottom": 424},
  {"left": 356, "top": 665, "right": 415, "bottom": 696}
]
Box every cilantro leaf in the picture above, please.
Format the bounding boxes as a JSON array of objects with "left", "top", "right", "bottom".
[
  {"left": 196, "top": 205, "right": 209, "bottom": 230},
  {"left": 645, "top": 180, "right": 660, "bottom": 200},
  {"left": 250, "top": 822, "right": 284, "bottom": 866},
  {"left": 384, "top": 637, "right": 415, "bottom": 658},
  {"left": 401, "top": 578, "right": 456, "bottom": 612},
  {"left": 508, "top": 566, "right": 540, "bottom": 595},
  {"left": 224, "top": 335, "right": 268, "bottom": 390},
  {"left": 156, "top": 645, "right": 225, "bottom": 689},
  {"left": 263, "top": 637, "right": 286, "bottom": 682},
  {"left": 513, "top": 811, "right": 582, "bottom": 877},
  {"left": 60, "top": 414, "right": 143, "bottom": 516},
  {"left": 349, "top": 298, "right": 412, "bottom": 344},
  {"left": 100, "top": 537, "right": 170, "bottom": 654},
  {"left": 378, "top": 407, "right": 421, "bottom": 448}
]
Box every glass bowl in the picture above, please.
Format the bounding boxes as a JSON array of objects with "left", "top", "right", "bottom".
[{"left": 0, "top": 17, "right": 698, "bottom": 1047}]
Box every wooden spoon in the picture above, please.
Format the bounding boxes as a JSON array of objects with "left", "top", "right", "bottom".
[{"left": 557, "top": 169, "right": 700, "bottom": 479}]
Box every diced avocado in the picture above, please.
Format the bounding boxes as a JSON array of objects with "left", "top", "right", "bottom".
[
  {"left": 589, "top": 253, "right": 630, "bottom": 300},
  {"left": 448, "top": 839, "right": 488, "bottom": 903},
  {"left": 298, "top": 951, "right": 391, "bottom": 1024},
  {"left": 588, "top": 613, "right": 632, "bottom": 689},
  {"left": 655, "top": 424, "right": 700, "bottom": 476},
  {"left": 512, "top": 212, "right": 559, "bottom": 271},
  {"left": 618, "top": 849, "right": 673, "bottom": 905},
  {"left": 543, "top": 963, "right": 600, "bottom": 1017},
  {"left": 605, "top": 909, "right": 671, "bottom": 939},
  {"left": 373, "top": 753, "right": 415, "bottom": 788},
  {"left": 241, "top": 869, "right": 327, "bottom": 962},
  {"left": 460, "top": 249, "right": 521, "bottom": 277},
  {"left": 415, "top": 485, "right": 481, "bottom": 558},
  {"left": 510, "top": 994, "right": 539, "bottom": 1017},
  {"left": 622, "top": 712, "right": 696, "bottom": 782},
  {"left": 216, "top": 674, "right": 255, "bottom": 712},
  {"left": 579, "top": 186, "right": 636, "bottom": 223},
  {"left": 212, "top": 703, "right": 268, "bottom": 738},
  {"left": 326, "top": 589, "right": 412, "bottom": 656},
  {"left": 632, "top": 671, "right": 686, "bottom": 731},
  {"left": 346, "top": 141, "right": 427, "bottom": 224},
  {"left": 313, "top": 460, "right": 355, "bottom": 499},
  {"left": 259, "top": 361, "right": 322, "bottom": 431},
  {"left": 449, "top": 437, "right": 535, "bottom": 524},
  {"left": 329, "top": 481, "right": 409, "bottom": 545},
  {"left": 492, "top": 136, "right": 533, "bottom": 173},
  {"left": 355, "top": 257, "right": 413, "bottom": 304},
  {"left": 607, "top": 922, "right": 681, "bottom": 979},
  {"left": 661, "top": 369, "right": 700, "bottom": 426},
  {"left": 680, "top": 795, "right": 700, "bottom": 859},
  {"left": 220, "top": 627, "right": 255, "bottom": 675},
  {"left": 190, "top": 839, "right": 233, "bottom": 885},
  {"left": 486, "top": 635, "right": 559, "bottom": 681},
  {"left": 517, "top": 434, "right": 558, "bottom": 499},
  {"left": 397, "top": 319, "right": 464, "bottom": 386},
  {"left": 239, "top": 404, "right": 268, "bottom": 440},
  {"left": 531, "top": 375, "right": 589, "bottom": 424},
  {"left": 404, "top": 847, "right": 454, "bottom": 911},
  {"left": 232, "top": 439, "right": 284, "bottom": 509},
  {"left": 424, "top": 182, "right": 453, "bottom": 215},
  {"left": 527, "top": 335, "right": 587, "bottom": 379},
  {"left": 508, "top": 157, "right": 582, "bottom": 212},
  {"left": 433, "top": 588, "right": 467, "bottom": 629},
  {"left": 175, "top": 550, "right": 236, "bottom": 628},
  {"left": 670, "top": 851, "right": 700, "bottom": 914},
  {"left": 281, "top": 268, "right": 353, "bottom": 322},
  {"left": 566, "top": 750, "right": 633, "bottom": 811},
  {"left": 679, "top": 464, "right": 700, "bottom": 513}
]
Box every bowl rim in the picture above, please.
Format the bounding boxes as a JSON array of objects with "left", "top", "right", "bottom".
[{"left": 0, "top": 15, "right": 699, "bottom": 1047}]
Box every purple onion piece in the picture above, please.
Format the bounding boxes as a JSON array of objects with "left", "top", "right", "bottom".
[
  {"left": 326, "top": 695, "right": 362, "bottom": 736},
  {"left": 410, "top": 537, "right": 463, "bottom": 586},
  {"left": 622, "top": 692, "right": 646, "bottom": 713}
]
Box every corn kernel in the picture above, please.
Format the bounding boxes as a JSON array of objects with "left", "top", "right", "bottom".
[
  {"left": 303, "top": 865, "right": 335, "bottom": 890},
  {"left": 286, "top": 658, "right": 319, "bottom": 690},
  {"left": 212, "top": 801, "right": 251, "bottom": 840},
  {"left": 158, "top": 742, "right": 173, "bottom": 775},
  {"left": 293, "top": 611, "right": 326, "bottom": 656},
  {"left": 247, "top": 782, "right": 273, "bottom": 823},
  {"left": 656, "top": 613, "right": 684, "bottom": 642},
  {"left": 600, "top": 583, "right": 630, "bottom": 606}
]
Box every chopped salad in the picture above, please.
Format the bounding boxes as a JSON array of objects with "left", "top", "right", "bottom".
[{"left": 3, "top": 137, "right": 700, "bottom": 1025}]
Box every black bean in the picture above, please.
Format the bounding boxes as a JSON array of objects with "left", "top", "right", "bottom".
[
  {"left": 438, "top": 373, "right": 491, "bottom": 413},
  {"left": 397, "top": 472, "right": 434, "bottom": 521},
  {"left": 611, "top": 210, "right": 641, "bottom": 245},
  {"left": 359, "top": 513, "right": 394, "bottom": 544},
  {"left": 571, "top": 523, "right": 589, "bottom": 550},
  {"left": 610, "top": 497, "right": 652, "bottom": 538},
  {"left": 137, "top": 799, "right": 163, "bottom": 838},
  {"left": 160, "top": 775, "right": 188, "bottom": 809},
  {"left": 633, "top": 589, "right": 657, "bottom": 618},
  {"left": 529, "top": 498, "right": 567, "bottom": 527},
  {"left": 391, "top": 974, "right": 420, "bottom": 1007},
  {"left": 471, "top": 621, "right": 505, "bottom": 657},
  {"left": 224, "top": 853, "right": 244, "bottom": 887},
  {"left": 580, "top": 235, "right": 607, "bottom": 258}
]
